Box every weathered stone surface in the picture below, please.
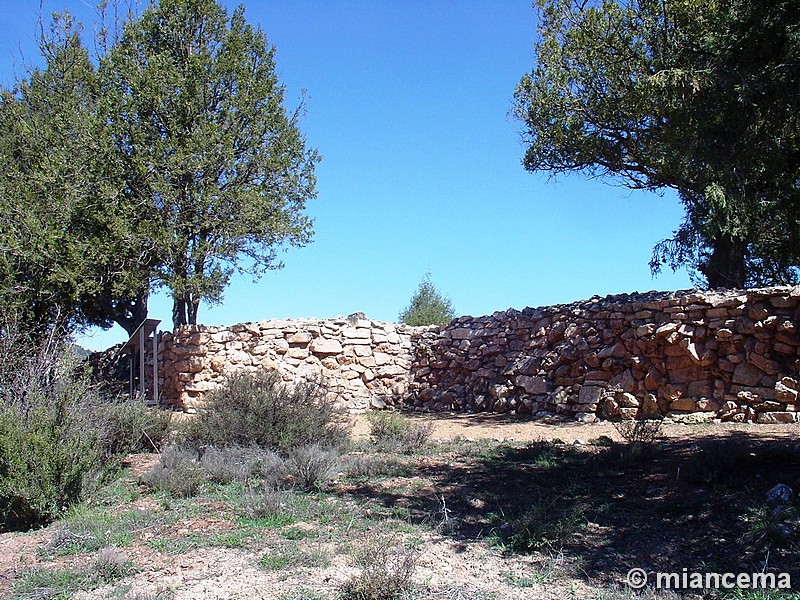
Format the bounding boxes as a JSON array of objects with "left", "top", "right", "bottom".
[
  {"left": 310, "top": 338, "right": 343, "bottom": 355},
  {"left": 153, "top": 287, "right": 800, "bottom": 422}
]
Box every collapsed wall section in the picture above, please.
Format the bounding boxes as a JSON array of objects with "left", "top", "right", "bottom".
[
  {"left": 408, "top": 287, "right": 800, "bottom": 424},
  {"left": 159, "top": 315, "right": 419, "bottom": 412}
]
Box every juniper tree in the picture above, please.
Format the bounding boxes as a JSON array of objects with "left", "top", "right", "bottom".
[
  {"left": 101, "top": 0, "right": 319, "bottom": 327},
  {"left": 399, "top": 272, "right": 456, "bottom": 326},
  {"left": 514, "top": 0, "right": 800, "bottom": 288}
]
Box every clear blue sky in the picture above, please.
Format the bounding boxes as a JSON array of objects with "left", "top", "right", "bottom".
[{"left": 1, "top": 0, "right": 694, "bottom": 351}]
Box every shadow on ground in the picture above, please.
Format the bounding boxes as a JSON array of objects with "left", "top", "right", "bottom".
[{"left": 338, "top": 431, "right": 800, "bottom": 590}]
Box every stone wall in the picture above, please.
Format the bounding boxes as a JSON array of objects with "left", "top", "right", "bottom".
[
  {"left": 408, "top": 287, "right": 800, "bottom": 424},
  {"left": 159, "top": 314, "right": 418, "bottom": 412},
  {"left": 158, "top": 287, "right": 800, "bottom": 423}
]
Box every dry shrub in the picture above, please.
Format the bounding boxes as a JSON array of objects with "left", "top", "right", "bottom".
[
  {"left": 284, "top": 443, "right": 339, "bottom": 491},
  {"left": 181, "top": 372, "right": 348, "bottom": 453},
  {"left": 141, "top": 446, "right": 206, "bottom": 498},
  {"left": 367, "top": 411, "right": 434, "bottom": 454},
  {"left": 340, "top": 536, "right": 417, "bottom": 600},
  {"left": 612, "top": 414, "right": 663, "bottom": 444}
]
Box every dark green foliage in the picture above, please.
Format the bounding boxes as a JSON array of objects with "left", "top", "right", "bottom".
[
  {"left": 0, "top": 328, "right": 103, "bottom": 529},
  {"left": 0, "top": 13, "right": 153, "bottom": 335},
  {"left": 399, "top": 272, "right": 456, "bottom": 326},
  {"left": 514, "top": 0, "right": 800, "bottom": 287},
  {"left": 1, "top": 0, "right": 318, "bottom": 333},
  {"left": 181, "top": 371, "right": 347, "bottom": 453},
  {"left": 102, "top": 0, "right": 319, "bottom": 327}
]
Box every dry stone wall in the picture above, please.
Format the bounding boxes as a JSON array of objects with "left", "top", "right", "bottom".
[
  {"left": 158, "top": 287, "right": 800, "bottom": 423},
  {"left": 159, "top": 314, "right": 417, "bottom": 412},
  {"left": 409, "top": 287, "right": 800, "bottom": 424}
]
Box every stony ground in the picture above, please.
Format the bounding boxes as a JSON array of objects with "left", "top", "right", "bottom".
[{"left": 2, "top": 414, "right": 799, "bottom": 600}]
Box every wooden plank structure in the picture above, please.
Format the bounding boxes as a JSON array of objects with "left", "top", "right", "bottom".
[{"left": 119, "top": 318, "right": 161, "bottom": 404}]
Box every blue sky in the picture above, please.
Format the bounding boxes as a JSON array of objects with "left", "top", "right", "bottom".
[{"left": 1, "top": 0, "right": 694, "bottom": 350}]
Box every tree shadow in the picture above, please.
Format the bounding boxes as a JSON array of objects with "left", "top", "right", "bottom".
[{"left": 336, "top": 432, "right": 800, "bottom": 588}]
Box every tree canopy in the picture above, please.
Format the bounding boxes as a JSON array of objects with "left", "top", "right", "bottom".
[
  {"left": 514, "top": 0, "right": 800, "bottom": 288},
  {"left": 399, "top": 273, "right": 456, "bottom": 327},
  {"left": 0, "top": 14, "right": 152, "bottom": 334},
  {"left": 0, "top": 0, "right": 318, "bottom": 333},
  {"left": 102, "top": 0, "right": 318, "bottom": 327}
]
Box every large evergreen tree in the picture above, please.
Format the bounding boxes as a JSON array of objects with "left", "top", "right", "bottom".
[
  {"left": 0, "top": 0, "right": 318, "bottom": 333},
  {"left": 101, "top": 0, "right": 319, "bottom": 327},
  {"left": 0, "top": 13, "right": 153, "bottom": 334},
  {"left": 514, "top": 0, "right": 800, "bottom": 288}
]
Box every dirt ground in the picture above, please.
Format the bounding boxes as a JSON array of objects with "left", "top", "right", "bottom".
[
  {"left": 349, "top": 411, "right": 800, "bottom": 444},
  {"left": 2, "top": 414, "right": 799, "bottom": 600}
]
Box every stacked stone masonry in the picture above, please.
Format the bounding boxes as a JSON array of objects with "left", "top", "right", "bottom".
[
  {"left": 159, "top": 287, "right": 800, "bottom": 423},
  {"left": 160, "top": 315, "right": 416, "bottom": 412}
]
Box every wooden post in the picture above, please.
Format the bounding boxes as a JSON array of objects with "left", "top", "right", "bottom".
[
  {"left": 138, "top": 326, "right": 145, "bottom": 397},
  {"left": 152, "top": 330, "right": 159, "bottom": 404},
  {"left": 129, "top": 349, "right": 134, "bottom": 399}
]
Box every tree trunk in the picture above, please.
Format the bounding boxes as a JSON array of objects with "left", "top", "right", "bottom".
[
  {"left": 110, "top": 289, "right": 149, "bottom": 336},
  {"left": 188, "top": 299, "right": 199, "bottom": 325},
  {"left": 701, "top": 235, "right": 748, "bottom": 288},
  {"left": 172, "top": 295, "right": 187, "bottom": 328}
]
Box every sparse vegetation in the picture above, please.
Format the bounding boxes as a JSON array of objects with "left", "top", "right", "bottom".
[
  {"left": 2, "top": 413, "right": 800, "bottom": 599},
  {"left": 612, "top": 414, "right": 664, "bottom": 445},
  {"left": 14, "top": 548, "right": 137, "bottom": 598}
]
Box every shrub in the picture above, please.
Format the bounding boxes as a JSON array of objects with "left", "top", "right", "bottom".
[
  {"left": 342, "top": 453, "right": 401, "bottom": 479},
  {"left": 239, "top": 484, "right": 292, "bottom": 520},
  {"left": 0, "top": 327, "right": 105, "bottom": 529},
  {"left": 367, "top": 411, "right": 434, "bottom": 454},
  {"left": 141, "top": 446, "right": 206, "bottom": 498},
  {"left": 496, "top": 498, "right": 584, "bottom": 552},
  {"left": 612, "top": 414, "right": 663, "bottom": 444},
  {"left": 94, "top": 398, "right": 172, "bottom": 457},
  {"left": 284, "top": 443, "right": 339, "bottom": 491},
  {"left": 340, "top": 537, "right": 417, "bottom": 600},
  {"left": 199, "top": 445, "right": 278, "bottom": 484},
  {"left": 181, "top": 372, "right": 348, "bottom": 453}
]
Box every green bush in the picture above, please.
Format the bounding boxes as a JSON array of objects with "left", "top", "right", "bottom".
[
  {"left": 0, "top": 329, "right": 105, "bottom": 529},
  {"left": 95, "top": 398, "right": 172, "bottom": 457},
  {"left": 181, "top": 371, "right": 348, "bottom": 453}
]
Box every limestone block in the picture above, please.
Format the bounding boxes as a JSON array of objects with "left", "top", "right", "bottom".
[
  {"left": 757, "top": 412, "right": 797, "bottom": 424},
  {"left": 748, "top": 353, "right": 781, "bottom": 376},
  {"left": 286, "top": 332, "right": 312, "bottom": 345},
  {"left": 515, "top": 375, "right": 548, "bottom": 395},
  {"left": 578, "top": 385, "right": 604, "bottom": 404},
  {"left": 310, "top": 337, "right": 343, "bottom": 355},
  {"left": 733, "top": 363, "right": 766, "bottom": 386},
  {"left": 211, "top": 330, "right": 236, "bottom": 344}
]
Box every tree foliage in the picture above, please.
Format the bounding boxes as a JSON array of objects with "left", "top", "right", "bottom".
[
  {"left": 0, "top": 0, "right": 318, "bottom": 332},
  {"left": 399, "top": 273, "right": 456, "bottom": 326},
  {"left": 0, "top": 13, "right": 152, "bottom": 334},
  {"left": 514, "top": 0, "right": 800, "bottom": 288},
  {"left": 102, "top": 0, "right": 318, "bottom": 327}
]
